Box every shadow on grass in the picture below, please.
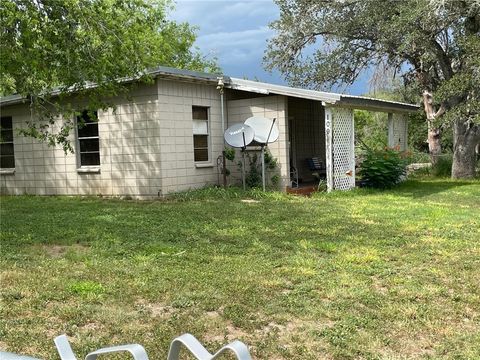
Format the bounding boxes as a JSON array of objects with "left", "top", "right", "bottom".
[{"left": 392, "top": 179, "right": 478, "bottom": 198}]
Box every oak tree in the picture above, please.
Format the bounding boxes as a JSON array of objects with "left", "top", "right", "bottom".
[
  {"left": 265, "top": 0, "right": 479, "bottom": 178},
  {"left": 0, "top": 0, "right": 218, "bottom": 152}
]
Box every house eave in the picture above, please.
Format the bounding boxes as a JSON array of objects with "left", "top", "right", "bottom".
[
  {"left": 227, "top": 78, "right": 341, "bottom": 103},
  {"left": 336, "top": 95, "right": 420, "bottom": 113},
  {"left": 0, "top": 94, "right": 26, "bottom": 107}
]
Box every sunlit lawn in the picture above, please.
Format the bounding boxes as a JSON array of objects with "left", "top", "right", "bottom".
[{"left": 1, "top": 179, "right": 479, "bottom": 359}]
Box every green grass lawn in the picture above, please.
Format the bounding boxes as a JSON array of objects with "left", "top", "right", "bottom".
[{"left": 1, "top": 179, "right": 479, "bottom": 359}]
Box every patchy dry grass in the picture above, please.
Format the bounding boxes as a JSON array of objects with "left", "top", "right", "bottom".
[{"left": 1, "top": 179, "right": 479, "bottom": 359}]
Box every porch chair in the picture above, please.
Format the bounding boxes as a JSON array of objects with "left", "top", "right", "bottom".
[{"left": 307, "top": 157, "right": 326, "bottom": 178}]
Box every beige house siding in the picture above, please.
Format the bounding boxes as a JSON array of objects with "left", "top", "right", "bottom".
[
  {"left": 156, "top": 80, "right": 223, "bottom": 194},
  {"left": 226, "top": 95, "right": 289, "bottom": 189},
  {"left": 1, "top": 80, "right": 224, "bottom": 198}
]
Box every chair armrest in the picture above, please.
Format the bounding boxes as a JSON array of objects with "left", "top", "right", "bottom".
[
  {"left": 54, "top": 334, "right": 148, "bottom": 360},
  {"left": 85, "top": 344, "right": 149, "bottom": 360},
  {"left": 54, "top": 335, "right": 78, "bottom": 360},
  {"left": 211, "top": 340, "right": 252, "bottom": 360},
  {"left": 167, "top": 333, "right": 252, "bottom": 360}
]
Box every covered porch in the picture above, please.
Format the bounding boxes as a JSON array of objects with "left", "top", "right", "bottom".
[
  {"left": 225, "top": 78, "right": 419, "bottom": 192},
  {"left": 286, "top": 95, "right": 417, "bottom": 193}
]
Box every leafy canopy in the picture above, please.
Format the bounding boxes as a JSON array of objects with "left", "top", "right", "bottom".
[
  {"left": 0, "top": 0, "right": 219, "bottom": 151},
  {"left": 265, "top": 0, "right": 479, "bottom": 124}
]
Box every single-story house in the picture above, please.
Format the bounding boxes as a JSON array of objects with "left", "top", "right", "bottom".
[{"left": 0, "top": 66, "right": 418, "bottom": 198}]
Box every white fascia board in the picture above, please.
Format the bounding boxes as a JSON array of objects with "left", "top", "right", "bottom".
[
  {"left": 228, "top": 78, "right": 341, "bottom": 103},
  {"left": 228, "top": 83, "right": 270, "bottom": 95}
]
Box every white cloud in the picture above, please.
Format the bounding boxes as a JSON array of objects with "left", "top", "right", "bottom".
[
  {"left": 170, "top": 1, "right": 281, "bottom": 81},
  {"left": 170, "top": 0, "right": 370, "bottom": 93}
]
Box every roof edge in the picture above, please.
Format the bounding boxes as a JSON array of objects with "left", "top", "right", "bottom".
[
  {"left": 337, "top": 95, "right": 420, "bottom": 113},
  {"left": 1, "top": 66, "right": 419, "bottom": 114},
  {"left": 227, "top": 78, "right": 341, "bottom": 103},
  {"left": 0, "top": 66, "right": 226, "bottom": 107}
]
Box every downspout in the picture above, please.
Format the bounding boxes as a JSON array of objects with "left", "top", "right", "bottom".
[
  {"left": 217, "top": 77, "right": 227, "bottom": 188},
  {"left": 217, "top": 76, "right": 225, "bottom": 135}
]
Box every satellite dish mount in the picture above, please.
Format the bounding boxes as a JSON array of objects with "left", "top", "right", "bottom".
[
  {"left": 244, "top": 117, "right": 279, "bottom": 191},
  {"left": 224, "top": 124, "right": 255, "bottom": 190}
]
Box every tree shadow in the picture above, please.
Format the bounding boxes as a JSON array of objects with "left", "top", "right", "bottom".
[{"left": 393, "top": 179, "right": 478, "bottom": 198}]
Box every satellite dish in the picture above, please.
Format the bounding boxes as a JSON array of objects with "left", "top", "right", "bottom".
[
  {"left": 244, "top": 116, "right": 279, "bottom": 144},
  {"left": 224, "top": 123, "right": 255, "bottom": 148}
]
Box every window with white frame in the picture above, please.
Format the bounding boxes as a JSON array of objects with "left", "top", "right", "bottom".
[
  {"left": 77, "top": 110, "right": 100, "bottom": 166},
  {"left": 0, "top": 116, "right": 15, "bottom": 169},
  {"left": 192, "top": 106, "right": 209, "bottom": 162}
]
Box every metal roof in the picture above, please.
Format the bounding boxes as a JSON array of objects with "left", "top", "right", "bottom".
[
  {"left": 227, "top": 78, "right": 341, "bottom": 103},
  {"left": 0, "top": 66, "right": 419, "bottom": 113},
  {"left": 0, "top": 94, "right": 24, "bottom": 106},
  {"left": 336, "top": 95, "right": 419, "bottom": 113},
  {"left": 227, "top": 78, "right": 419, "bottom": 113}
]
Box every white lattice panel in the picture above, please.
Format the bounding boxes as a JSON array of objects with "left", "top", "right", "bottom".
[
  {"left": 389, "top": 114, "right": 408, "bottom": 151},
  {"left": 332, "top": 108, "right": 355, "bottom": 190}
]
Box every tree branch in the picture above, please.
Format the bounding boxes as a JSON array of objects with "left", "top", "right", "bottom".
[{"left": 430, "top": 39, "right": 453, "bottom": 80}]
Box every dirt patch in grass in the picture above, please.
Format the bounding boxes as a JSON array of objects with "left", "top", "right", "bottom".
[
  {"left": 40, "top": 244, "right": 90, "bottom": 258},
  {"left": 134, "top": 299, "right": 176, "bottom": 318}
]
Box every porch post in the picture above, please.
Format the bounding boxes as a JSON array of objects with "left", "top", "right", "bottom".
[
  {"left": 387, "top": 113, "right": 394, "bottom": 148},
  {"left": 388, "top": 113, "right": 408, "bottom": 151},
  {"left": 324, "top": 107, "right": 333, "bottom": 192}
]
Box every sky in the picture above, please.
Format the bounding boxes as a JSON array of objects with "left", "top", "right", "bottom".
[{"left": 170, "top": 0, "right": 369, "bottom": 95}]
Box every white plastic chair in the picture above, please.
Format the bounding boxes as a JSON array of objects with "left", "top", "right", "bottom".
[
  {"left": 167, "top": 333, "right": 252, "bottom": 360},
  {"left": 54, "top": 335, "right": 148, "bottom": 360}
]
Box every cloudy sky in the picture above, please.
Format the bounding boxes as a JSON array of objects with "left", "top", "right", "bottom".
[{"left": 170, "top": 0, "right": 369, "bottom": 95}]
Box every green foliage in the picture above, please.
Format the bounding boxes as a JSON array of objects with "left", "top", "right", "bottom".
[
  {"left": 245, "top": 153, "right": 262, "bottom": 188},
  {"left": 264, "top": 149, "right": 278, "bottom": 170},
  {"left": 432, "top": 154, "right": 453, "bottom": 177},
  {"left": 0, "top": 0, "right": 219, "bottom": 151},
  {"left": 270, "top": 174, "right": 280, "bottom": 187},
  {"left": 359, "top": 148, "right": 409, "bottom": 188},
  {"left": 354, "top": 110, "right": 388, "bottom": 149},
  {"left": 317, "top": 178, "right": 327, "bottom": 192},
  {"left": 408, "top": 151, "right": 431, "bottom": 164},
  {"left": 266, "top": 0, "right": 480, "bottom": 177},
  {"left": 243, "top": 149, "right": 279, "bottom": 188},
  {"left": 223, "top": 147, "right": 236, "bottom": 161},
  {"left": 407, "top": 111, "right": 430, "bottom": 153}
]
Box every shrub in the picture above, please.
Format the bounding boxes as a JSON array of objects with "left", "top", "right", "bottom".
[
  {"left": 242, "top": 149, "right": 279, "bottom": 188},
  {"left": 223, "top": 146, "right": 236, "bottom": 161},
  {"left": 359, "top": 148, "right": 408, "bottom": 188}
]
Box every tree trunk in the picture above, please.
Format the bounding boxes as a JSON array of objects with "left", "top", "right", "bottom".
[
  {"left": 452, "top": 119, "right": 480, "bottom": 179},
  {"left": 422, "top": 91, "right": 444, "bottom": 166},
  {"left": 428, "top": 126, "right": 442, "bottom": 166}
]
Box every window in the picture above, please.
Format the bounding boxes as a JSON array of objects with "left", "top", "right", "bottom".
[
  {"left": 77, "top": 110, "right": 100, "bottom": 166},
  {"left": 192, "top": 106, "right": 209, "bottom": 162},
  {"left": 0, "top": 116, "right": 15, "bottom": 169}
]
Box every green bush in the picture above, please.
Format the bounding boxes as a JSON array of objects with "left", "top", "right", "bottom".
[
  {"left": 242, "top": 149, "right": 279, "bottom": 188},
  {"left": 223, "top": 146, "right": 236, "bottom": 161},
  {"left": 359, "top": 148, "right": 408, "bottom": 188}
]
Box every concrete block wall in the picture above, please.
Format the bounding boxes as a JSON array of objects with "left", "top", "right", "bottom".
[
  {"left": 0, "top": 80, "right": 224, "bottom": 197},
  {"left": 0, "top": 83, "right": 161, "bottom": 197},
  {"left": 156, "top": 80, "right": 223, "bottom": 194},
  {"left": 226, "top": 95, "right": 289, "bottom": 189}
]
